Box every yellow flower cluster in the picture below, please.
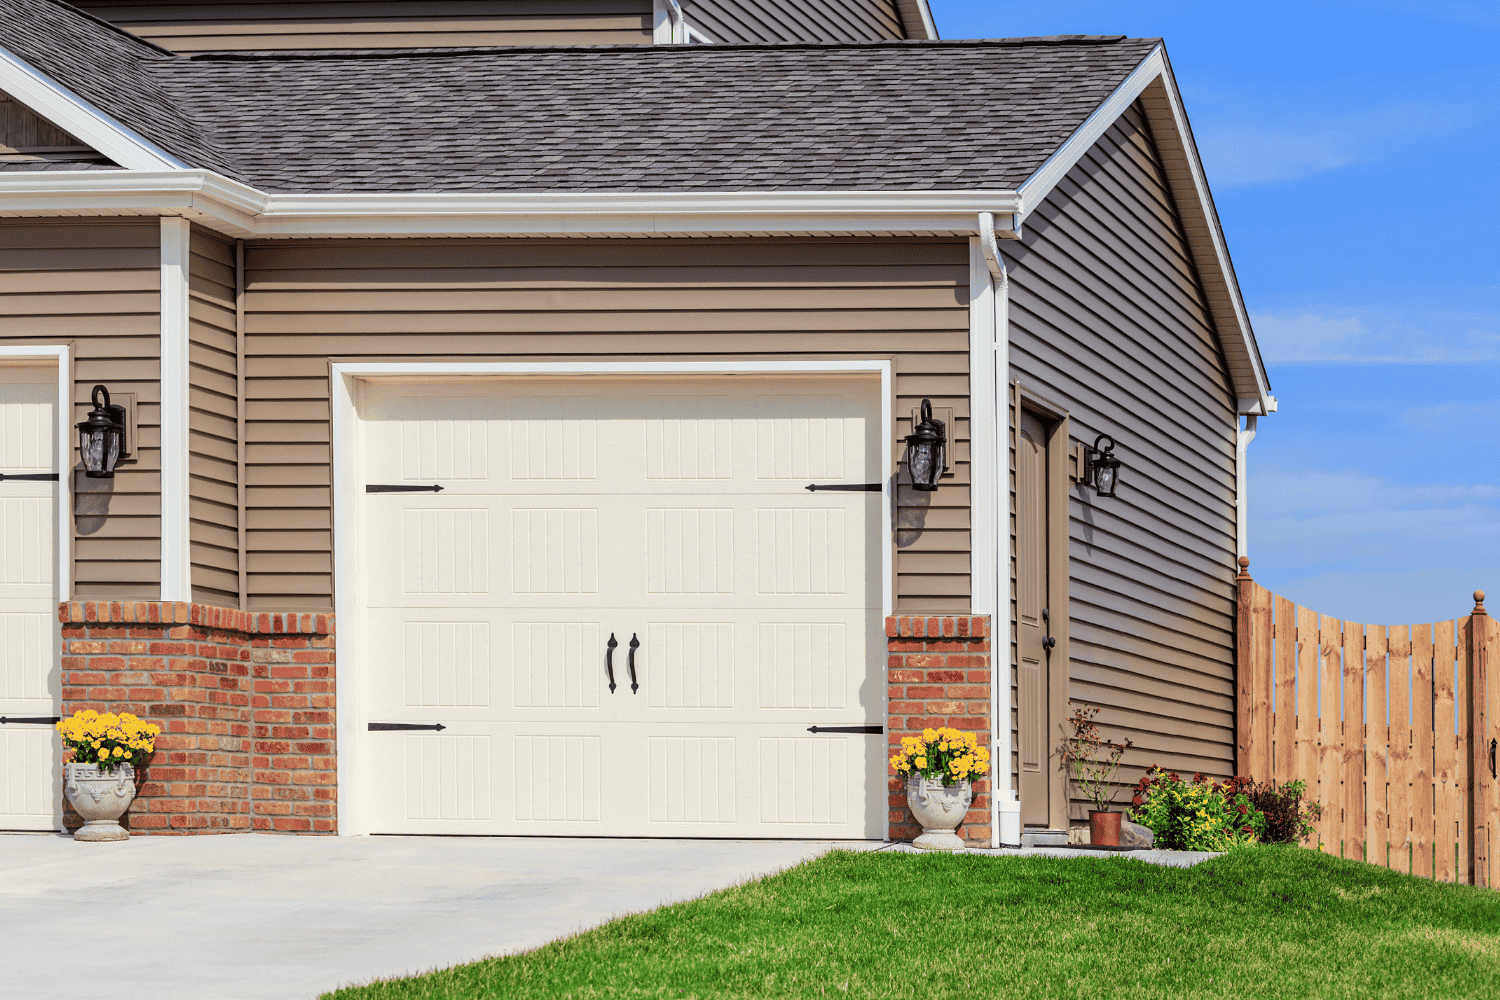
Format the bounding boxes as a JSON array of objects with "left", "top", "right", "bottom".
[
  {"left": 56, "top": 710, "right": 160, "bottom": 771},
  {"left": 889, "top": 726, "right": 990, "bottom": 782}
]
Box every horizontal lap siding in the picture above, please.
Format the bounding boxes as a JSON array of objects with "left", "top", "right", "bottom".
[
  {"left": 188, "top": 226, "right": 239, "bottom": 606},
  {"left": 241, "top": 237, "right": 970, "bottom": 612},
  {"left": 1006, "top": 103, "right": 1238, "bottom": 814},
  {"left": 80, "top": 1, "right": 652, "bottom": 51},
  {"left": 0, "top": 219, "right": 161, "bottom": 598},
  {"left": 685, "top": 0, "right": 903, "bottom": 42}
]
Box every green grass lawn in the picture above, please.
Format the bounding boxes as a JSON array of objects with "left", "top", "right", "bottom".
[{"left": 322, "top": 844, "right": 1500, "bottom": 1000}]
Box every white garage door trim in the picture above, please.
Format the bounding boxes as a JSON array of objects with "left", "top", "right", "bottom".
[
  {"left": 0, "top": 345, "right": 72, "bottom": 599},
  {"left": 330, "top": 360, "right": 894, "bottom": 836}
]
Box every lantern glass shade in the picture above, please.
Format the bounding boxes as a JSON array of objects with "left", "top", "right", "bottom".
[
  {"left": 903, "top": 398, "right": 947, "bottom": 492},
  {"left": 76, "top": 384, "right": 126, "bottom": 478}
]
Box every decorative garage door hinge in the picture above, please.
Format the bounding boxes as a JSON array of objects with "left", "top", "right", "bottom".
[
  {"left": 0, "top": 472, "right": 59, "bottom": 482},
  {"left": 366, "top": 484, "right": 444, "bottom": 493},
  {"left": 368, "top": 722, "right": 447, "bottom": 731},
  {"left": 0, "top": 716, "right": 62, "bottom": 725},
  {"left": 804, "top": 483, "right": 881, "bottom": 492},
  {"left": 806, "top": 725, "right": 884, "bottom": 734}
]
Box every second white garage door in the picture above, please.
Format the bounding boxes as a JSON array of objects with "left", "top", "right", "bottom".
[{"left": 357, "top": 376, "right": 885, "bottom": 838}]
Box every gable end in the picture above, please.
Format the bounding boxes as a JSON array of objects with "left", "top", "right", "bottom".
[{"left": 1, "top": 90, "right": 114, "bottom": 167}]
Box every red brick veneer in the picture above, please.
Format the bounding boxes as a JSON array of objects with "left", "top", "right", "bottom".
[
  {"left": 58, "top": 602, "right": 336, "bottom": 834},
  {"left": 886, "top": 615, "right": 991, "bottom": 845}
]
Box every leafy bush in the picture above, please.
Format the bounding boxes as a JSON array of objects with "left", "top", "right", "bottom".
[
  {"left": 1130, "top": 768, "right": 1264, "bottom": 851},
  {"left": 1129, "top": 768, "right": 1325, "bottom": 850},
  {"left": 1243, "top": 777, "right": 1323, "bottom": 845}
]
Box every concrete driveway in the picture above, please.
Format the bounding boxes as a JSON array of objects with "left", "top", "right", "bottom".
[{"left": 0, "top": 832, "right": 889, "bottom": 1000}]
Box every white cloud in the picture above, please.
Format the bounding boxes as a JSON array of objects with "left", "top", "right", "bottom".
[{"left": 1250, "top": 310, "right": 1500, "bottom": 363}]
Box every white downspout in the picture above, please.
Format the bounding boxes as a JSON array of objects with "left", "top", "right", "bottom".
[
  {"left": 666, "top": 0, "right": 687, "bottom": 43},
  {"left": 1236, "top": 414, "right": 1258, "bottom": 560},
  {"left": 979, "top": 212, "right": 1021, "bottom": 847}
]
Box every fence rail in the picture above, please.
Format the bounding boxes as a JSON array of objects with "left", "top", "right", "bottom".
[{"left": 1235, "top": 558, "right": 1499, "bottom": 886}]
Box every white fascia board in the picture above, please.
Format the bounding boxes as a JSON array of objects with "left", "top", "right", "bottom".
[
  {"left": 1015, "top": 44, "right": 1272, "bottom": 411},
  {"left": 1016, "top": 46, "right": 1166, "bottom": 222},
  {"left": 1150, "top": 59, "right": 1272, "bottom": 408},
  {"left": 0, "top": 44, "right": 188, "bottom": 172},
  {"left": 915, "top": 0, "right": 939, "bottom": 40}
]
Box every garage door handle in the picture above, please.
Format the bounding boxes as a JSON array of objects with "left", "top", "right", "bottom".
[
  {"left": 627, "top": 633, "right": 640, "bottom": 694},
  {"left": 605, "top": 633, "right": 618, "bottom": 694}
]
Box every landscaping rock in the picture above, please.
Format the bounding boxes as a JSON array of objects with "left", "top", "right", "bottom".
[{"left": 1120, "top": 819, "right": 1153, "bottom": 849}]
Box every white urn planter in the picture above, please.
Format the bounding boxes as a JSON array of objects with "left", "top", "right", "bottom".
[
  {"left": 906, "top": 775, "right": 973, "bottom": 851},
  {"left": 65, "top": 763, "right": 136, "bottom": 841}
]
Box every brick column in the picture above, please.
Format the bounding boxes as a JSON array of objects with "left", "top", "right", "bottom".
[
  {"left": 886, "top": 615, "right": 991, "bottom": 845},
  {"left": 58, "top": 602, "right": 336, "bottom": 834}
]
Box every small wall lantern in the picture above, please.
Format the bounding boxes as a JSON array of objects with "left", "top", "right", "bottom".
[
  {"left": 1084, "top": 434, "right": 1122, "bottom": 498},
  {"left": 76, "top": 384, "right": 129, "bottom": 478},
  {"left": 903, "top": 398, "right": 947, "bottom": 492}
]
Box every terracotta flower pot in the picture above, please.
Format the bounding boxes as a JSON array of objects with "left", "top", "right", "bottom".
[
  {"left": 1089, "top": 810, "right": 1121, "bottom": 847},
  {"left": 65, "top": 763, "right": 136, "bottom": 841},
  {"left": 906, "top": 775, "right": 972, "bottom": 851}
]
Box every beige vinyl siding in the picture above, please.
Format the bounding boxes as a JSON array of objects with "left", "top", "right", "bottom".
[
  {"left": 80, "top": 1, "right": 653, "bottom": 52},
  {"left": 188, "top": 226, "right": 239, "bottom": 606},
  {"left": 684, "top": 0, "right": 903, "bottom": 42},
  {"left": 2, "top": 91, "right": 84, "bottom": 152},
  {"left": 0, "top": 219, "right": 161, "bottom": 598},
  {"left": 241, "top": 237, "right": 970, "bottom": 611},
  {"left": 1005, "top": 102, "right": 1239, "bottom": 815}
]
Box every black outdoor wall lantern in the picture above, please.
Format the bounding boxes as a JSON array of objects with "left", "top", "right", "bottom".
[
  {"left": 1084, "top": 433, "right": 1122, "bottom": 498},
  {"left": 76, "top": 384, "right": 129, "bottom": 478},
  {"left": 903, "top": 398, "right": 947, "bottom": 491}
]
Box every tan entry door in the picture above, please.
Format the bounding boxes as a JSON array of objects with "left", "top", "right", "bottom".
[
  {"left": 357, "top": 377, "right": 884, "bottom": 837},
  {"left": 0, "top": 367, "right": 61, "bottom": 831},
  {"left": 1017, "top": 409, "right": 1052, "bottom": 827}
]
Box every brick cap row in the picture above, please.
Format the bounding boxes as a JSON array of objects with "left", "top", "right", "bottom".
[
  {"left": 59, "top": 601, "right": 335, "bottom": 637},
  {"left": 885, "top": 615, "right": 988, "bottom": 639}
]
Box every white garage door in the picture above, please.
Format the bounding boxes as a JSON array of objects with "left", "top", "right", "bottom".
[
  {"left": 358, "top": 376, "right": 885, "bottom": 837},
  {"left": 0, "top": 367, "right": 61, "bottom": 831}
]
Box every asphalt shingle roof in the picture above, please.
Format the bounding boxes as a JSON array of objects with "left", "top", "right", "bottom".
[{"left": 0, "top": 0, "right": 1159, "bottom": 194}]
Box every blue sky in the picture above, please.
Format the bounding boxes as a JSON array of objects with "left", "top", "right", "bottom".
[{"left": 936, "top": 0, "right": 1500, "bottom": 626}]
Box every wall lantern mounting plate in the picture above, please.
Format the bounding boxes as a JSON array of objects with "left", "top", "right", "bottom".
[
  {"left": 903, "top": 398, "right": 947, "bottom": 492},
  {"left": 1083, "top": 433, "right": 1122, "bottom": 498},
  {"left": 76, "top": 384, "right": 130, "bottom": 478}
]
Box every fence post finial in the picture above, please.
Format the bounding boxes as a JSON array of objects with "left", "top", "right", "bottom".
[
  {"left": 1237, "top": 555, "right": 1251, "bottom": 581},
  {"left": 1475, "top": 590, "right": 1487, "bottom": 616}
]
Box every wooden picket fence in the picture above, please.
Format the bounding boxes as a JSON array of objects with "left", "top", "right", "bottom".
[{"left": 1236, "top": 559, "right": 1499, "bottom": 886}]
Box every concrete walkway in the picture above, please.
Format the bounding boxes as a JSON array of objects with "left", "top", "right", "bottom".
[{"left": 0, "top": 833, "right": 1223, "bottom": 1000}]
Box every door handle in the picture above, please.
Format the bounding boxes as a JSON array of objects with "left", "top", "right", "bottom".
[
  {"left": 627, "top": 633, "right": 640, "bottom": 694},
  {"left": 605, "top": 633, "right": 618, "bottom": 694},
  {"left": 1042, "top": 607, "right": 1056, "bottom": 653}
]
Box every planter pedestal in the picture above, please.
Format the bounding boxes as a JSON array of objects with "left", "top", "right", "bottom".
[
  {"left": 65, "top": 763, "right": 136, "bottom": 842},
  {"left": 906, "top": 776, "right": 973, "bottom": 851}
]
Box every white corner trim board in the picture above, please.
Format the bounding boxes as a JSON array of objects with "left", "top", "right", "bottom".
[
  {"left": 0, "top": 345, "right": 73, "bottom": 601},
  {"left": 0, "top": 44, "right": 188, "bottom": 172},
  {"left": 158, "top": 218, "right": 192, "bottom": 601},
  {"left": 327, "top": 359, "right": 895, "bottom": 836}
]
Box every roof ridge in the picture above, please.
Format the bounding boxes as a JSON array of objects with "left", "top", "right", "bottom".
[
  {"left": 185, "top": 34, "right": 1141, "bottom": 63},
  {"left": 41, "top": 0, "right": 177, "bottom": 58}
]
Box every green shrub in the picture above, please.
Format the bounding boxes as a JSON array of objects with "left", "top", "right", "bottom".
[{"left": 1129, "top": 768, "right": 1264, "bottom": 851}]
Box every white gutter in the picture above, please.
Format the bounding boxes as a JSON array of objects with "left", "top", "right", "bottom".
[
  {"left": 978, "top": 211, "right": 1021, "bottom": 847},
  {"left": 0, "top": 171, "right": 1023, "bottom": 238}
]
